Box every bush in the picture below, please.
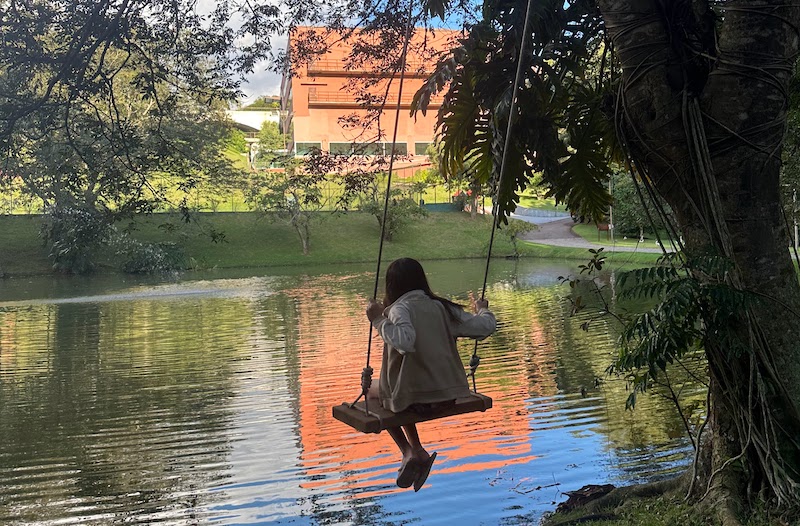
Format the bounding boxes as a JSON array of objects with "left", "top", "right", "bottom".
[
  {"left": 361, "top": 189, "right": 427, "bottom": 241},
  {"left": 500, "top": 218, "right": 536, "bottom": 257},
  {"left": 40, "top": 207, "right": 111, "bottom": 274},
  {"left": 111, "top": 234, "right": 185, "bottom": 274}
]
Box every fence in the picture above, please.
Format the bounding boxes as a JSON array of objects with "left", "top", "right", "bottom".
[{"left": 0, "top": 177, "right": 468, "bottom": 215}]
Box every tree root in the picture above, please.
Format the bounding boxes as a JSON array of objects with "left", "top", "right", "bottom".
[
  {"left": 695, "top": 487, "right": 744, "bottom": 526},
  {"left": 543, "top": 472, "right": 690, "bottom": 525},
  {"left": 573, "top": 472, "right": 689, "bottom": 515},
  {"left": 545, "top": 471, "right": 761, "bottom": 526}
]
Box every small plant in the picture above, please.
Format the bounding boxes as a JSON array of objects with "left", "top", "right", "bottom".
[
  {"left": 338, "top": 170, "right": 428, "bottom": 241},
  {"left": 360, "top": 188, "right": 428, "bottom": 241},
  {"left": 115, "top": 238, "right": 185, "bottom": 274},
  {"left": 40, "top": 207, "right": 112, "bottom": 274},
  {"left": 244, "top": 158, "right": 328, "bottom": 254},
  {"left": 499, "top": 218, "right": 535, "bottom": 257}
]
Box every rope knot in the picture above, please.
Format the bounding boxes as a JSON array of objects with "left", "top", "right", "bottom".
[
  {"left": 469, "top": 354, "right": 480, "bottom": 373},
  {"left": 360, "top": 365, "right": 374, "bottom": 395}
]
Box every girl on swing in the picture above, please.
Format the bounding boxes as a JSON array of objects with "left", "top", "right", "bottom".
[{"left": 365, "top": 257, "right": 497, "bottom": 491}]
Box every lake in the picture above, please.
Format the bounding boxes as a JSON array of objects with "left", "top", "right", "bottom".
[{"left": 0, "top": 259, "right": 696, "bottom": 525}]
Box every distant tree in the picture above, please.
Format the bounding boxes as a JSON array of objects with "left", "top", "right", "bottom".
[
  {"left": 8, "top": 62, "right": 239, "bottom": 272},
  {"left": 499, "top": 218, "right": 535, "bottom": 258},
  {"left": 244, "top": 158, "right": 327, "bottom": 254},
  {"left": 424, "top": 141, "right": 487, "bottom": 217},
  {"left": 257, "top": 121, "right": 286, "bottom": 164},
  {"left": 611, "top": 171, "right": 674, "bottom": 242},
  {"left": 225, "top": 129, "right": 249, "bottom": 155},
  {"left": 0, "top": 0, "right": 283, "bottom": 273},
  {"left": 337, "top": 168, "right": 427, "bottom": 242},
  {"left": 243, "top": 96, "right": 281, "bottom": 110},
  {"left": 361, "top": 188, "right": 427, "bottom": 241}
]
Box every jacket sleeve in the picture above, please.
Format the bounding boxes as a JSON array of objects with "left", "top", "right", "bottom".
[
  {"left": 371, "top": 302, "right": 416, "bottom": 354},
  {"left": 449, "top": 307, "right": 496, "bottom": 340}
]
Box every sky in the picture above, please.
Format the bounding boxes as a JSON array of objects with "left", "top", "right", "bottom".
[
  {"left": 240, "top": 35, "right": 289, "bottom": 102},
  {"left": 243, "top": 68, "right": 282, "bottom": 100},
  {"left": 194, "top": 0, "right": 287, "bottom": 103}
]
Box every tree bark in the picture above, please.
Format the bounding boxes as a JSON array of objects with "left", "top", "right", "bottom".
[{"left": 597, "top": 0, "right": 800, "bottom": 512}]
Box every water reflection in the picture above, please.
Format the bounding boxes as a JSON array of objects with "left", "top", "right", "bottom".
[{"left": 0, "top": 259, "right": 698, "bottom": 525}]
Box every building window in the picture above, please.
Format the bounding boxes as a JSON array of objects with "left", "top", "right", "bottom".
[
  {"left": 414, "top": 142, "right": 431, "bottom": 156},
  {"left": 326, "top": 142, "right": 409, "bottom": 156},
  {"left": 391, "top": 143, "right": 408, "bottom": 155},
  {"left": 356, "top": 142, "right": 408, "bottom": 156},
  {"left": 362, "top": 143, "right": 384, "bottom": 156},
  {"left": 329, "top": 142, "right": 352, "bottom": 155},
  {"left": 295, "top": 142, "right": 321, "bottom": 155}
]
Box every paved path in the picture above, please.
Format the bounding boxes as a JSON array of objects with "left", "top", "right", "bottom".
[{"left": 512, "top": 216, "right": 663, "bottom": 253}]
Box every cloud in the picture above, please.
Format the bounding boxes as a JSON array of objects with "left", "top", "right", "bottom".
[
  {"left": 192, "top": 1, "right": 288, "bottom": 102},
  {"left": 242, "top": 67, "right": 283, "bottom": 99},
  {"left": 240, "top": 34, "right": 288, "bottom": 101}
]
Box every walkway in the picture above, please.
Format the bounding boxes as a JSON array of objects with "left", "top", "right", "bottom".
[{"left": 512, "top": 215, "right": 663, "bottom": 254}]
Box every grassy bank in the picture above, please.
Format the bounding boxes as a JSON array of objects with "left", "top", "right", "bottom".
[
  {"left": 572, "top": 222, "right": 675, "bottom": 250},
  {"left": 0, "top": 212, "right": 661, "bottom": 276},
  {"left": 542, "top": 493, "right": 779, "bottom": 526}
]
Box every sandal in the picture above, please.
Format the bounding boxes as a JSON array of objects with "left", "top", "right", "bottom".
[
  {"left": 413, "top": 452, "right": 437, "bottom": 492},
  {"left": 396, "top": 458, "right": 420, "bottom": 488}
]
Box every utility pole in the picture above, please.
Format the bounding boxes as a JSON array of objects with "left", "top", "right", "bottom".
[
  {"left": 794, "top": 189, "right": 798, "bottom": 251},
  {"left": 608, "top": 177, "right": 614, "bottom": 244}
]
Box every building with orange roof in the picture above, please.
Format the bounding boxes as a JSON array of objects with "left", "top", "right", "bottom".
[{"left": 280, "top": 26, "right": 458, "bottom": 174}]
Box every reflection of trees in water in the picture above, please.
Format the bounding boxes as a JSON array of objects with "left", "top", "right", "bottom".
[
  {"left": 0, "top": 298, "right": 256, "bottom": 524},
  {"left": 303, "top": 490, "right": 391, "bottom": 525},
  {"left": 508, "top": 271, "right": 705, "bottom": 455},
  {"left": 280, "top": 262, "right": 699, "bottom": 522},
  {"left": 0, "top": 265, "right": 705, "bottom": 524}
]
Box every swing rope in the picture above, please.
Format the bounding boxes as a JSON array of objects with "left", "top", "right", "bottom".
[
  {"left": 351, "top": 1, "right": 416, "bottom": 415},
  {"left": 468, "top": 0, "right": 535, "bottom": 392},
  {"left": 354, "top": 0, "right": 535, "bottom": 404}
]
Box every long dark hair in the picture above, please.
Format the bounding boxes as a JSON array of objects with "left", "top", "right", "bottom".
[{"left": 384, "top": 258, "right": 462, "bottom": 321}]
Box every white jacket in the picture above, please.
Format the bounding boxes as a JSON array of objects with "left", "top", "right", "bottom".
[{"left": 371, "top": 290, "right": 496, "bottom": 413}]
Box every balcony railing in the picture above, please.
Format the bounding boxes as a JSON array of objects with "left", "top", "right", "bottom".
[
  {"left": 307, "top": 58, "right": 432, "bottom": 77},
  {"left": 307, "top": 89, "right": 442, "bottom": 108}
]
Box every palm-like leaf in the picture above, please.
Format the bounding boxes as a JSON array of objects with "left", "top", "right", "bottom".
[
  {"left": 436, "top": 66, "right": 487, "bottom": 180},
  {"left": 412, "top": 46, "right": 466, "bottom": 116},
  {"left": 419, "top": 0, "right": 612, "bottom": 221},
  {"left": 419, "top": 0, "right": 450, "bottom": 20}
]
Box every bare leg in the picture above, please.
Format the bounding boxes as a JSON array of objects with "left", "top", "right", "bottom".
[
  {"left": 388, "top": 426, "right": 422, "bottom": 488},
  {"left": 402, "top": 424, "right": 430, "bottom": 463},
  {"left": 388, "top": 424, "right": 436, "bottom": 489},
  {"left": 386, "top": 427, "right": 412, "bottom": 461}
]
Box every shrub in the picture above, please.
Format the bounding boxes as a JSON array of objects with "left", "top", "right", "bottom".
[
  {"left": 113, "top": 235, "right": 186, "bottom": 274},
  {"left": 40, "top": 207, "right": 111, "bottom": 274}
]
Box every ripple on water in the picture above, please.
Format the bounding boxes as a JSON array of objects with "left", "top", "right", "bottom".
[{"left": 0, "top": 262, "right": 696, "bottom": 525}]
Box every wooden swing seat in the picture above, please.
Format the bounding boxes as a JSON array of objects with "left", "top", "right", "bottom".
[{"left": 332, "top": 393, "right": 493, "bottom": 434}]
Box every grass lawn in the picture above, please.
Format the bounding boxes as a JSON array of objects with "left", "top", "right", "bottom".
[
  {"left": 0, "top": 215, "right": 53, "bottom": 275},
  {"left": 0, "top": 212, "right": 662, "bottom": 276},
  {"left": 571, "top": 222, "right": 673, "bottom": 250},
  {"left": 518, "top": 195, "right": 567, "bottom": 212},
  {"left": 519, "top": 241, "right": 662, "bottom": 266},
  {"left": 132, "top": 211, "right": 515, "bottom": 269}
]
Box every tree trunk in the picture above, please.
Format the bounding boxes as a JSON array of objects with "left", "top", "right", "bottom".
[
  {"left": 598, "top": 0, "right": 800, "bottom": 513},
  {"left": 292, "top": 218, "right": 311, "bottom": 255},
  {"left": 301, "top": 224, "right": 310, "bottom": 255}
]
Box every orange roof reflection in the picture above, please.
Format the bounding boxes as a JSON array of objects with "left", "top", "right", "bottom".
[{"left": 287, "top": 283, "right": 536, "bottom": 492}]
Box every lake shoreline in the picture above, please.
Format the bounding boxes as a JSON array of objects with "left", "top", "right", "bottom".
[{"left": 0, "top": 211, "right": 662, "bottom": 278}]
